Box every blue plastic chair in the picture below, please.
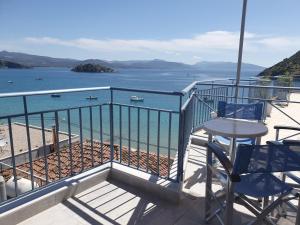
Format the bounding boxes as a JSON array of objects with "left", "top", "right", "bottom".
[
  {"left": 214, "top": 101, "right": 264, "bottom": 148},
  {"left": 206, "top": 143, "right": 300, "bottom": 225}
]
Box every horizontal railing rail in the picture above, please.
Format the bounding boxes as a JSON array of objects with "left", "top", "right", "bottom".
[{"left": 0, "top": 86, "right": 183, "bottom": 99}]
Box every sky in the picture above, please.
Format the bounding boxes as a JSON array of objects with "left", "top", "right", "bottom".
[{"left": 0, "top": 0, "right": 300, "bottom": 67}]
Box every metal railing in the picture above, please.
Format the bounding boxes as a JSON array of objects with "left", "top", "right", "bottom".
[
  {"left": 190, "top": 79, "right": 300, "bottom": 134},
  {"left": 0, "top": 86, "right": 187, "bottom": 204},
  {"left": 2, "top": 78, "right": 299, "bottom": 204}
]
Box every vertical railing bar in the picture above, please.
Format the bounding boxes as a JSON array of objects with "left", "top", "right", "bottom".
[
  {"left": 79, "top": 108, "right": 84, "bottom": 171},
  {"left": 40, "top": 113, "right": 49, "bottom": 184},
  {"left": 137, "top": 107, "right": 140, "bottom": 169},
  {"left": 109, "top": 90, "right": 114, "bottom": 165},
  {"left": 146, "top": 109, "right": 150, "bottom": 172},
  {"left": 214, "top": 88, "right": 217, "bottom": 110},
  {"left": 206, "top": 90, "right": 209, "bottom": 121},
  {"left": 199, "top": 93, "right": 203, "bottom": 124},
  {"left": 89, "top": 106, "right": 94, "bottom": 167},
  {"left": 226, "top": 87, "right": 229, "bottom": 103},
  {"left": 99, "top": 105, "right": 103, "bottom": 164},
  {"left": 220, "top": 87, "right": 223, "bottom": 102},
  {"left": 204, "top": 94, "right": 208, "bottom": 122},
  {"left": 212, "top": 88, "right": 216, "bottom": 114},
  {"left": 119, "top": 105, "right": 122, "bottom": 163},
  {"left": 167, "top": 112, "right": 172, "bottom": 178},
  {"left": 54, "top": 111, "right": 61, "bottom": 179},
  {"left": 177, "top": 95, "right": 183, "bottom": 182},
  {"left": 8, "top": 118, "right": 18, "bottom": 197},
  {"left": 217, "top": 87, "right": 221, "bottom": 108},
  {"left": 156, "top": 111, "right": 161, "bottom": 175},
  {"left": 242, "top": 87, "right": 245, "bottom": 104},
  {"left": 128, "top": 106, "right": 131, "bottom": 166},
  {"left": 193, "top": 95, "right": 197, "bottom": 129},
  {"left": 67, "top": 109, "right": 73, "bottom": 176},
  {"left": 22, "top": 96, "right": 35, "bottom": 190}
]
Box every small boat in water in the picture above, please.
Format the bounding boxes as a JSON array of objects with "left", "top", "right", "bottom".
[
  {"left": 86, "top": 96, "right": 98, "bottom": 100},
  {"left": 7, "top": 80, "right": 13, "bottom": 84},
  {"left": 35, "top": 77, "right": 43, "bottom": 80},
  {"left": 51, "top": 94, "right": 61, "bottom": 98},
  {"left": 130, "top": 96, "right": 144, "bottom": 102}
]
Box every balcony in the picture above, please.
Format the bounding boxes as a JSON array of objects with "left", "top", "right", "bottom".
[{"left": 0, "top": 79, "right": 299, "bottom": 225}]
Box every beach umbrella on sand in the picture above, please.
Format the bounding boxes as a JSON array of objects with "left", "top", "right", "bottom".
[{"left": 235, "top": 0, "right": 248, "bottom": 99}]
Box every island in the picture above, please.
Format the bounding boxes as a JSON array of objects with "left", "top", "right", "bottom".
[
  {"left": 258, "top": 50, "right": 300, "bottom": 78},
  {"left": 71, "top": 63, "right": 114, "bottom": 73},
  {"left": 0, "top": 60, "right": 31, "bottom": 69}
]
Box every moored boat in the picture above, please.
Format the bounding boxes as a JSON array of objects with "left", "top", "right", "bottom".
[
  {"left": 130, "top": 96, "right": 144, "bottom": 102},
  {"left": 51, "top": 94, "right": 61, "bottom": 98},
  {"left": 86, "top": 96, "right": 98, "bottom": 100}
]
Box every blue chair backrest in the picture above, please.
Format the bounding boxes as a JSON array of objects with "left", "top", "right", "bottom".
[
  {"left": 217, "top": 101, "right": 263, "bottom": 120},
  {"left": 232, "top": 144, "right": 300, "bottom": 175}
]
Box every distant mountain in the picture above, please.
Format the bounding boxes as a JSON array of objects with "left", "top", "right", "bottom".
[
  {"left": 258, "top": 51, "right": 300, "bottom": 77},
  {"left": 0, "top": 51, "right": 79, "bottom": 67},
  {"left": 0, "top": 50, "right": 265, "bottom": 72},
  {"left": 193, "top": 61, "right": 265, "bottom": 72},
  {"left": 0, "top": 60, "right": 31, "bottom": 69},
  {"left": 112, "top": 59, "right": 189, "bottom": 69}
]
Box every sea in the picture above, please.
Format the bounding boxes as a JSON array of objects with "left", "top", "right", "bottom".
[{"left": 0, "top": 67, "right": 259, "bottom": 155}]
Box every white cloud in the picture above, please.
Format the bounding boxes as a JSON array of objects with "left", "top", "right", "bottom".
[
  {"left": 25, "top": 31, "right": 300, "bottom": 53},
  {"left": 21, "top": 31, "right": 300, "bottom": 66},
  {"left": 25, "top": 31, "right": 246, "bottom": 53},
  {"left": 193, "top": 55, "right": 202, "bottom": 60},
  {"left": 257, "top": 37, "right": 300, "bottom": 50}
]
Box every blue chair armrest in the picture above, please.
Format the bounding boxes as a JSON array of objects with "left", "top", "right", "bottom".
[
  {"left": 207, "top": 143, "right": 240, "bottom": 182},
  {"left": 282, "top": 140, "right": 300, "bottom": 145},
  {"left": 266, "top": 141, "right": 283, "bottom": 145},
  {"left": 274, "top": 125, "right": 300, "bottom": 132}
]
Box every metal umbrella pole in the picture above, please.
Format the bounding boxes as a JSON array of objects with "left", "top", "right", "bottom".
[{"left": 235, "top": 0, "right": 248, "bottom": 101}]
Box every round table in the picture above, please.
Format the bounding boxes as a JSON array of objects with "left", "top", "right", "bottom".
[{"left": 203, "top": 118, "right": 268, "bottom": 160}]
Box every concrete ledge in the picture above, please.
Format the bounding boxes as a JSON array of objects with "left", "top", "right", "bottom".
[
  {"left": 110, "top": 163, "right": 181, "bottom": 204},
  {"left": 0, "top": 164, "right": 110, "bottom": 225},
  {"left": 0, "top": 162, "right": 183, "bottom": 224}
]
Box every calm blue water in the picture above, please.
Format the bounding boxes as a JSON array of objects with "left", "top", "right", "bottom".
[{"left": 0, "top": 67, "right": 258, "bottom": 155}]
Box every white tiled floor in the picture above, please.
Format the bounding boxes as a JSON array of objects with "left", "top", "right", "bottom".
[
  {"left": 16, "top": 144, "right": 297, "bottom": 225},
  {"left": 17, "top": 179, "right": 204, "bottom": 225}
]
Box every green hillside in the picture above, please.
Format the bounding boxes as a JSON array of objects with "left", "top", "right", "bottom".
[
  {"left": 71, "top": 63, "right": 114, "bottom": 73},
  {"left": 0, "top": 60, "right": 31, "bottom": 69},
  {"left": 258, "top": 51, "right": 300, "bottom": 77}
]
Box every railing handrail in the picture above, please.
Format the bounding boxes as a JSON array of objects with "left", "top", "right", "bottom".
[
  {"left": 181, "top": 81, "right": 198, "bottom": 95},
  {"left": 180, "top": 78, "right": 259, "bottom": 96},
  {"left": 111, "top": 87, "right": 183, "bottom": 96},
  {"left": 195, "top": 77, "right": 258, "bottom": 84},
  {"left": 0, "top": 86, "right": 111, "bottom": 98},
  {"left": 0, "top": 78, "right": 274, "bottom": 99},
  {"left": 195, "top": 82, "right": 300, "bottom": 91},
  {"left": 0, "top": 86, "right": 184, "bottom": 99}
]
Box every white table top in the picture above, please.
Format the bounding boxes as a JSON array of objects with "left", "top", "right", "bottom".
[{"left": 203, "top": 118, "right": 268, "bottom": 138}]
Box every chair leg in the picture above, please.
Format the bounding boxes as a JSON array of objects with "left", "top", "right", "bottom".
[
  {"left": 251, "top": 192, "right": 291, "bottom": 225},
  {"left": 205, "top": 134, "right": 213, "bottom": 222},
  {"left": 263, "top": 197, "right": 269, "bottom": 209},
  {"left": 296, "top": 197, "right": 300, "bottom": 225},
  {"left": 224, "top": 181, "right": 234, "bottom": 225}
]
